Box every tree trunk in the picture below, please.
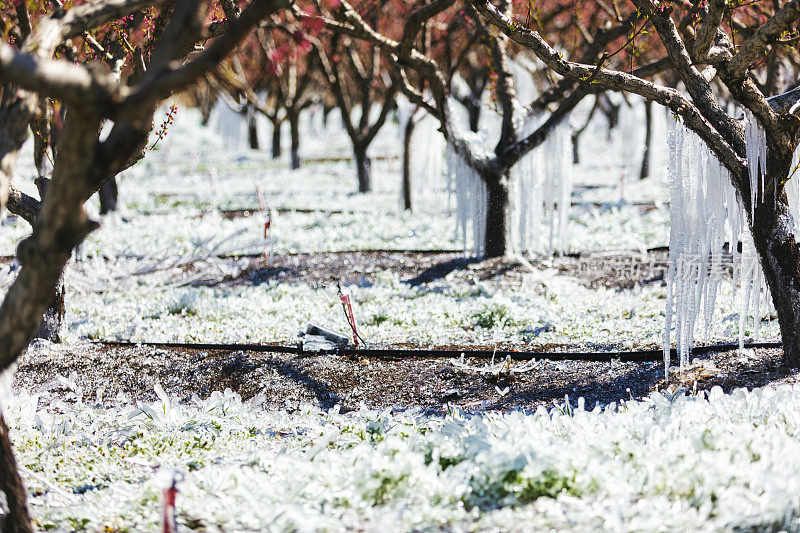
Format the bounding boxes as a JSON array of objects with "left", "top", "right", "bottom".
[
  {"left": 288, "top": 111, "right": 301, "bottom": 170},
  {"left": 271, "top": 120, "right": 281, "bottom": 159},
  {"left": 484, "top": 178, "right": 509, "bottom": 258},
  {"left": 402, "top": 116, "right": 416, "bottom": 211},
  {"left": 354, "top": 144, "right": 372, "bottom": 193},
  {"left": 34, "top": 278, "right": 64, "bottom": 343},
  {"left": 0, "top": 411, "right": 32, "bottom": 533},
  {"left": 639, "top": 99, "right": 653, "bottom": 180},
  {"left": 200, "top": 97, "right": 215, "bottom": 127},
  {"left": 570, "top": 130, "right": 580, "bottom": 164},
  {"left": 749, "top": 154, "right": 800, "bottom": 368},
  {"left": 468, "top": 102, "right": 481, "bottom": 133},
  {"left": 322, "top": 103, "right": 333, "bottom": 128},
  {"left": 98, "top": 178, "right": 118, "bottom": 214},
  {"left": 247, "top": 105, "right": 259, "bottom": 150}
]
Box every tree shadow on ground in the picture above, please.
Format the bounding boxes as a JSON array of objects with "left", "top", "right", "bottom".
[
  {"left": 403, "top": 257, "right": 482, "bottom": 286},
  {"left": 480, "top": 347, "right": 794, "bottom": 412}
]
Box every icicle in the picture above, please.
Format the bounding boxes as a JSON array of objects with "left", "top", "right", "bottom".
[
  {"left": 508, "top": 114, "right": 573, "bottom": 254},
  {"left": 738, "top": 232, "right": 759, "bottom": 348},
  {"left": 744, "top": 110, "right": 767, "bottom": 218},
  {"left": 663, "top": 118, "right": 680, "bottom": 374},
  {"left": 213, "top": 98, "right": 247, "bottom": 150},
  {"left": 447, "top": 144, "right": 487, "bottom": 256},
  {"left": 619, "top": 96, "right": 644, "bottom": 179},
  {"left": 663, "top": 118, "right": 742, "bottom": 371},
  {"left": 785, "top": 144, "right": 800, "bottom": 235},
  {"left": 555, "top": 122, "right": 573, "bottom": 254}
]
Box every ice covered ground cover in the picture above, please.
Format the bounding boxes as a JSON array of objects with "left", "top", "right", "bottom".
[
  {"left": 63, "top": 265, "right": 778, "bottom": 348},
  {"left": 0, "top": 106, "right": 778, "bottom": 348},
  {"left": 10, "top": 381, "right": 800, "bottom": 531}
]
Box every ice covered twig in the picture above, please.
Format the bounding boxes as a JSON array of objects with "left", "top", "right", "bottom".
[{"left": 450, "top": 353, "right": 543, "bottom": 375}]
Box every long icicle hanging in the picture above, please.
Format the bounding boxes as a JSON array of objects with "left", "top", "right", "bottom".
[
  {"left": 508, "top": 116, "right": 573, "bottom": 254},
  {"left": 448, "top": 143, "right": 487, "bottom": 256},
  {"left": 663, "top": 118, "right": 740, "bottom": 371},
  {"left": 662, "top": 113, "right": 788, "bottom": 373},
  {"left": 744, "top": 109, "right": 767, "bottom": 218}
]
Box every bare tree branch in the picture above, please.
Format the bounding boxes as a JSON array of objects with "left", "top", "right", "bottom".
[
  {"left": 693, "top": 0, "right": 726, "bottom": 61},
  {"left": 125, "top": 0, "right": 290, "bottom": 112},
  {"left": 468, "top": 0, "right": 746, "bottom": 175},
  {"left": 727, "top": 0, "right": 800, "bottom": 80}
]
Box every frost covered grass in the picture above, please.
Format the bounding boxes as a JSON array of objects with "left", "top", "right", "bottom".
[
  {"left": 0, "top": 106, "right": 778, "bottom": 348},
  {"left": 10, "top": 382, "right": 800, "bottom": 531},
  {"left": 61, "top": 265, "right": 778, "bottom": 348}
]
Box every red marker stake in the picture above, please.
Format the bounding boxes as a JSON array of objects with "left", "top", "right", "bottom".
[
  {"left": 339, "top": 291, "right": 359, "bottom": 348},
  {"left": 263, "top": 217, "right": 272, "bottom": 264},
  {"left": 161, "top": 479, "right": 178, "bottom": 533}
]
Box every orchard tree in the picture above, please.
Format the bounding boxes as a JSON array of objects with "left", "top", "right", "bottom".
[
  {"left": 247, "top": 23, "right": 322, "bottom": 169},
  {"left": 0, "top": 0, "right": 289, "bottom": 529},
  {"left": 315, "top": 33, "right": 398, "bottom": 192},
  {"left": 470, "top": 0, "right": 800, "bottom": 366},
  {"left": 300, "top": 0, "right": 666, "bottom": 256}
]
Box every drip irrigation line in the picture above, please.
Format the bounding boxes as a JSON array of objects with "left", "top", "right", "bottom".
[{"left": 91, "top": 339, "right": 782, "bottom": 363}]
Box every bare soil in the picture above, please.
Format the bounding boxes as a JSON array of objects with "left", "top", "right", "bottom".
[
  {"left": 13, "top": 250, "right": 789, "bottom": 412},
  {"left": 13, "top": 342, "right": 796, "bottom": 413},
  {"left": 211, "top": 248, "right": 679, "bottom": 290}
]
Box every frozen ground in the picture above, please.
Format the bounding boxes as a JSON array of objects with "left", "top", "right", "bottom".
[
  {"left": 0, "top": 105, "right": 779, "bottom": 348},
  {"left": 0, "top": 102, "right": 790, "bottom": 531}
]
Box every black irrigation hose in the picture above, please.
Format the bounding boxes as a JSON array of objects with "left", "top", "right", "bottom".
[{"left": 91, "top": 339, "right": 782, "bottom": 364}]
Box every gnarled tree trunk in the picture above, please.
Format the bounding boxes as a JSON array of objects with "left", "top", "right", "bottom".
[
  {"left": 749, "top": 152, "right": 800, "bottom": 368},
  {"left": 484, "top": 175, "right": 509, "bottom": 258},
  {"left": 98, "top": 178, "right": 118, "bottom": 214},
  {"left": 247, "top": 105, "right": 259, "bottom": 150},
  {"left": 639, "top": 99, "right": 653, "bottom": 180},
  {"left": 467, "top": 102, "right": 481, "bottom": 133},
  {"left": 570, "top": 130, "right": 581, "bottom": 164},
  {"left": 0, "top": 411, "right": 31, "bottom": 533},
  {"left": 34, "top": 278, "right": 64, "bottom": 343},
  {"left": 271, "top": 119, "right": 282, "bottom": 159}
]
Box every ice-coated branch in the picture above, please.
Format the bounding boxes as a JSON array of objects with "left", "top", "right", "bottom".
[
  {"left": 0, "top": 43, "right": 120, "bottom": 109},
  {"left": 398, "top": 0, "right": 454, "bottom": 59},
  {"left": 768, "top": 85, "right": 800, "bottom": 116},
  {"left": 6, "top": 187, "right": 40, "bottom": 226},
  {"left": 628, "top": 0, "right": 742, "bottom": 151},
  {"left": 527, "top": 10, "right": 644, "bottom": 113},
  {"left": 388, "top": 62, "right": 438, "bottom": 117},
  {"left": 464, "top": 3, "right": 517, "bottom": 151}
]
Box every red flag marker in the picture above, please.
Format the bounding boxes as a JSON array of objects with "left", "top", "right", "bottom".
[
  {"left": 339, "top": 291, "right": 359, "bottom": 348},
  {"left": 161, "top": 477, "right": 178, "bottom": 533}
]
